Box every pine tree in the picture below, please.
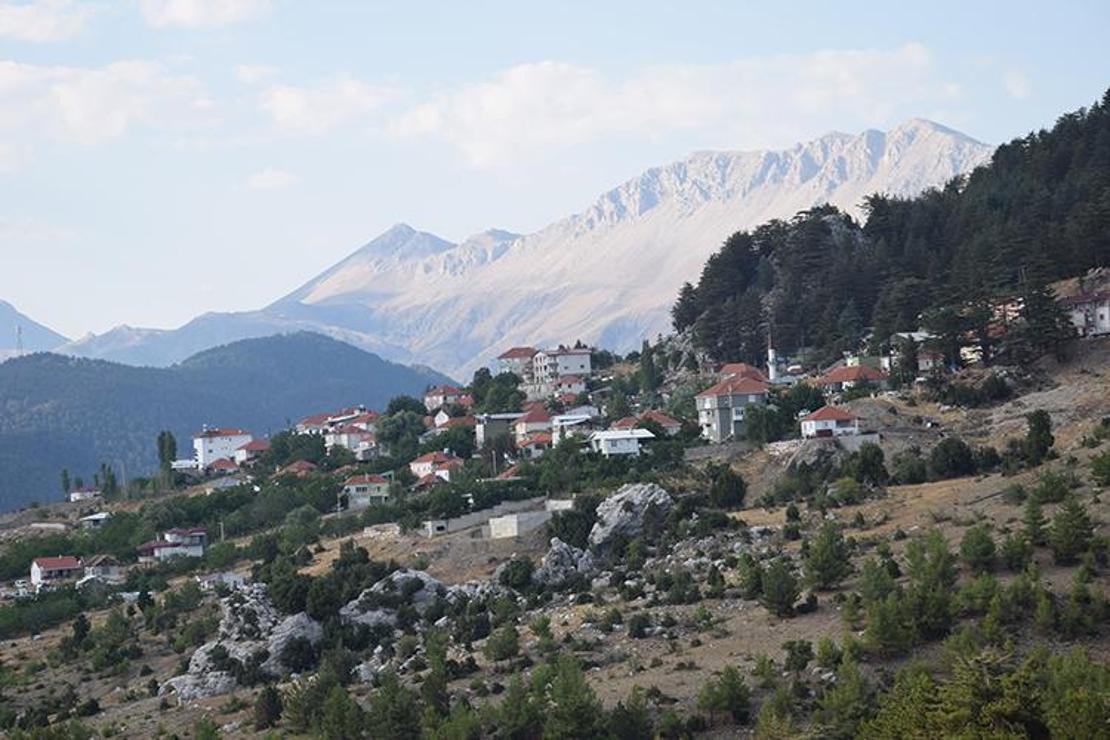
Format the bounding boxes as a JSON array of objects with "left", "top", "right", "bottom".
[
  {"left": 60, "top": 468, "right": 71, "bottom": 494},
  {"left": 544, "top": 655, "right": 605, "bottom": 739},
  {"left": 805, "top": 522, "right": 852, "bottom": 589},
  {"left": 1049, "top": 496, "right": 1094, "bottom": 565},
  {"left": 1023, "top": 496, "right": 1047, "bottom": 546},
  {"left": 760, "top": 559, "right": 800, "bottom": 617},
  {"left": 959, "top": 525, "right": 996, "bottom": 573},
  {"left": 1023, "top": 410, "right": 1054, "bottom": 466},
  {"left": 697, "top": 665, "right": 751, "bottom": 724},
  {"left": 320, "top": 685, "right": 364, "bottom": 740},
  {"left": 253, "top": 685, "right": 283, "bottom": 730}
]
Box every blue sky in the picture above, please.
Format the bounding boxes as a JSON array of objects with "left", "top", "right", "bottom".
[{"left": 1, "top": 0, "right": 1108, "bottom": 338}]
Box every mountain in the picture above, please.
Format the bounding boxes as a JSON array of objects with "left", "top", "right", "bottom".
[
  {"left": 62, "top": 120, "right": 993, "bottom": 376},
  {"left": 0, "top": 300, "right": 68, "bottom": 360},
  {"left": 0, "top": 332, "right": 453, "bottom": 511}
]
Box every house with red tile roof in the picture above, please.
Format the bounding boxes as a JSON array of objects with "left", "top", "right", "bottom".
[
  {"left": 30, "top": 556, "right": 82, "bottom": 591},
  {"left": 234, "top": 438, "right": 270, "bottom": 466},
  {"left": 409, "top": 451, "right": 460, "bottom": 480},
  {"left": 193, "top": 427, "right": 253, "bottom": 468},
  {"left": 815, "top": 364, "right": 888, "bottom": 393},
  {"left": 343, "top": 474, "right": 391, "bottom": 509},
  {"left": 137, "top": 528, "right": 207, "bottom": 563},
  {"left": 207, "top": 457, "right": 238, "bottom": 474},
  {"left": 424, "top": 384, "right": 465, "bottom": 411},
  {"left": 497, "top": 346, "right": 539, "bottom": 380},
  {"left": 517, "top": 431, "right": 553, "bottom": 459},
  {"left": 611, "top": 410, "right": 683, "bottom": 436},
  {"left": 695, "top": 376, "right": 770, "bottom": 443},
  {"left": 719, "top": 362, "right": 769, "bottom": 383},
  {"left": 800, "top": 406, "right": 860, "bottom": 438},
  {"left": 513, "top": 405, "right": 552, "bottom": 442}
]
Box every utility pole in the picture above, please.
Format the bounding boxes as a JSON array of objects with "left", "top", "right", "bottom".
[{"left": 15, "top": 326, "right": 23, "bottom": 356}]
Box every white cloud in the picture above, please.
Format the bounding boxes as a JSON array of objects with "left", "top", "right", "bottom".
[
  {"left": 1004, "top": 72, "right": 1031, "bottom": 99},
  {"left": 259, "top": 77, "right": 399, "bottom": 134},
  {"left": 246, "top": 166, "right": 297, "bottom": 189},
  {"left": 0, "top": 0, "right": 96, "bottom": 42},
  {"left": 140, "top": 0, "right": 270, "bottom": 29},
  {"left": 235, "top": 63, "right": 275, "bottom": 84},
  {"left": 390, "top": 43, "right": 964, "bottom": 168},
  {"left": 0, "top": 59, "right": 208, "bottom": 163}
]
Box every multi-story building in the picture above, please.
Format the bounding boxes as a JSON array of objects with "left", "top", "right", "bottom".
[
  {"left": 193, "top": 427, "right": 253, "bottom": 469},
  {"left": 695, "top": 376, "right": 769, "bottom": 443}
]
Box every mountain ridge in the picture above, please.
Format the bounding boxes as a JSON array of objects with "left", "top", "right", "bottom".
[
  {"left": 0, "top": 299, "right": 69, "bottom": 360},
  {"left": 61, "top": 119, "right": 993, "bottom": 376}
]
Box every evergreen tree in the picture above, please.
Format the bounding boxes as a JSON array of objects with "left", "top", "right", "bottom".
[
  {"left": 1023, "top": 495, "right": 1048, "bottom": 546},
  {"left": 60, "top": 468, "right": 71, "bottom": 494},
  {"left": 959, "top": 525, "right": 997, "bottom": 573},
  {"left": 697, "top": 665, "right": 751, "bottom": 724},
  {"left": 367, "top": 672, "right": 420, "bottom": 740},
  {"left": 760, "top": 559, "right": 800, "bottom": 617},
  {"left": 672, "top": 281, "right": 700, "bottom": 331},
  {"left": 639, "top": 340, "right": 660, "bottom": 393},
  {"left": 816, "top": 660, "right": 873, "bottom": 738},
  {"left": 1049, "top": 496, "right": 1094, "bottom": 565},
  {"left": 1023, "top": 410, "right": 1054, "bottom": 466},
  {"left": 320, "top": 685, "right": 364, "bottom": 740},
  {"left": 544, "top": 655, "right": 605, "bottom": 739},
  {"left": 804, "top": 522, "right": 852, "bottom": 589},
  {"left": 253, "top": 685, "right": 283, "bottom": 730},
  {"left": 494, "top": 676, "right": 543, "bottom": 739}
]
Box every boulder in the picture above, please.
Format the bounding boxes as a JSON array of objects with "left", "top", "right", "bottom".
[
  {"left": 533, "top": 537, "right": 595, "bottom": 588},
  {"left": 588, "top": 483, "right": 674, "bottom": 555},
  {"left": 262, "top": 612, "right": 325, "bottom": 676}
]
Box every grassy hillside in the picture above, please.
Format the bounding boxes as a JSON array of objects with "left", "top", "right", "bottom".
[{"left": 0, "top": 332, "right": 452, "bottom": 510}]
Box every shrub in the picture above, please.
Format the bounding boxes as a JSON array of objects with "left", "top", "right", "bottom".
[
  {"left": 1000, "top": 533, "right": 1033, "bottom": 571},
  {"left": 890, "top": 450, "right": 927, "bottom": 485},
  {"left": 782, "top": 640, "right": 813, "bottom": 673},
  {"left": 254, "top": 685, "right": 282, "bottom": 730},
  {"left": 483, "top": 624, "right": 520, "bottom": 662},
  {"left": 1091, "top": 450, "right": 1110, "bottom": 486},
  {"left": 498, "top": 558, "right": 535, "bottom": 591},
  {"left": 626, "top": 613, "right": 650, "bottom": 639}
]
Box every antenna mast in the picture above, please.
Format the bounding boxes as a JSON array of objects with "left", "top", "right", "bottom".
[{"left": 15, "top": 326, "right": 23, "bottom": 356}]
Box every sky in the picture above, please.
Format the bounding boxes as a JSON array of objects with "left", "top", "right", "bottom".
[{"left": 1, "top": 0, "right": 1108, "bottom": 339}]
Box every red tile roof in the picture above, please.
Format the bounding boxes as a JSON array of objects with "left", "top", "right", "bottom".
[
  {"left": 819, "top": 365, "right": 887, "bottom": 384},
  {"left": 237, "top": 439, "right": 270, "bottom": 452},
  {"left": 441, "top": 416, "right": 476, "bottom": 428},
  {"left": 166, "top": 527, "right": 207, "bottom": 536},
  {"left": 495, "top": 464, "right": 521, "bottom": 480},
  {"left": 207, "top": 458, "right": 237, "bottom": 471},
  {"left": 196, "top": 427, "right": 251, "bottom": 439},
  {"left": 33, "top": 556, "right": 80, "bottom": 570},
  {"left": 557, "top": 374, "right": 583, "bottom": 384},
  {"left": 426, "top": 384, "right": 462, "bottom": 396},
  {"left": 517, "top": 432, "right": 553, "bottom": 448},
  {"left": 298, "top": 412, "right": 331, "bottom": 427},
  {"left": 803, "top": 406, "right": 857, "bottom": 422},
  {"left": 614, "top": 410, "right": 682, "bottom": 430},
  {"left": 719, "top": 362, "right": 769, "bottom": 382},
  {"left": 281, "top": 459, "right": 318, "bottom": 474},
  {"left": 696, "top": 376, "right": 770, "bottom": 398},
  {"left": 345, "top": 474, "right": 389, "bottom": 486},
  {"left": 516, "top": 406, "right": 552, "bottom": 424},
  {"left": 412, "top": 451, "right": 457, "bottom": 465},
  {"left": 498, "top": 346, "right": 538, "bottom": 359}
]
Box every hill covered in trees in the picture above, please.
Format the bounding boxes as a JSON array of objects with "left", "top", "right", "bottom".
[
  {"left": 0, "top": 332, "right": 452, "bottom": 510},
  {"left": 673, "top": 88, "right": 1110, "bottom": 367}
]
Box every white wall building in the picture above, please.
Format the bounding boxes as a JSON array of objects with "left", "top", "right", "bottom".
[
  {"left": 30, "top": 556, "right": 82, "bottom": 591},
  {"left": 800, "top": 406, "right": 860, "bottom": 438},
  {"left": 193, "top": 427, "right": 253, "bottom": 469},
  {"left": 533, "top": 348, "right": 592, "bottom": 384},
  {"left": 588, "top": 428, "right": 655, "bottom": 457},
  {"left": 68, "top": 486, "right": 102, "bottom": 503},
  {"left": 343, "top": 474, "right": 392, "bottom": 509}
]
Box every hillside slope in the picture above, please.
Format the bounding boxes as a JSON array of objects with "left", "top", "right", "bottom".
[
  {"left": 0, "top": 300, "right": 68, "bottom": 359},
  {"left": 62, "top": 120, "right": 992, "bottom": 375},
  {"left": 0, "top": 332, "right": 451, "bottom": 511}
]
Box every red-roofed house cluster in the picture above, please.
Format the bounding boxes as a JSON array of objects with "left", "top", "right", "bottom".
[
  {"left": 495, "top": 344, "right": 594, "bottom": 401},
  {"left": 296, "top": 405, "right": 381, "bottom": 460}
]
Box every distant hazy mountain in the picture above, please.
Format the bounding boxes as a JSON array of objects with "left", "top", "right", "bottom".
[
  {"left": 0, "top": 300, "right": 68, "bottom": 360},
  {"left": 62, "top": 119, "right": 993, "bottom": 376},
  {"left": 0, "top": 332, "right": 452, "bottom": 511}
]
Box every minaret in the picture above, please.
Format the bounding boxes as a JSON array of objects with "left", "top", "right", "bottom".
[{"left": 766, "top": 325, "right": 779, "bottom": 383}]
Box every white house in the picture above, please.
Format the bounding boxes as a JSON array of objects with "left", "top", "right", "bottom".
[
  {"left": 325, "top": 425, "right": 378, "bottom": 460},
  {"left": 424, "top": 384, "right": 464, "bottom": 411},
  {"left": 197, "top": 571, "right": 247, "bottom": 592},
  {"left": 475, "top": 412, "right": 524, "bottom": 447},
  {"left": 800, "top": 406, "right": 860, "bottom": 438},
  {"left": 234, "top": 438, "right": 270, "bottom": 466},
  {"left": 137, "top": 528, "right": 207, "bottom": 563},
  {"left": 516, "top": 432, "right": 552, "bottom": 459},
  {"left": 551, "top": 413, "right": 599, "bottom": 444},
  {"left": 79, "top": 512, "right": 112, "bottom": 530},
  {"left": 496, "top": 346, "right": 538, "bottom": 380},
  {"left": 532, "top": 347, "right": 592, "bottom": 384},
  {"left": 554, "top": 375, "right": 587, "bottom": 397},
  {"left": 193, "top": 427, "right": 253, "bottom": 469},
  {"left": 513, "top": 406, "right": 552, "bottom": 442},
  {"left": 815, "top": 365, "right": 888, "bottom": 393},
  {"left": 82, "top": 554, "right": 124, "bottom": 584},
  {"left": 695, "top": 376, "right": 770, "bottom": 443},
  {"left": 611, "top": 410, "right": 683, "bottom": 436},
  {"left": 588, "top": 428, "right": 655, "bottom": 457},
  {"left": 409, "top": 451, "right": 459, "bottom": 480},
  {"left": 343, "top": 474, "right": 392, "bottom": 509},
  {"left": 30, "top": 556, "right": 82, "bottom": 591},
  {"left": 1061, "top": 290, "right": 1110, "bottom": 338},
  {"left": 68, "top": 486, "right": 102, "bottom": 503}
]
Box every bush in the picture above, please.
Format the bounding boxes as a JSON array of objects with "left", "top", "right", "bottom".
[
  {"left": 498, "top": 558, "right": 535, "bottom": 591},
  {"left": 483, "top": 624, "right": 520, "bottom": 662},
  {"left": 890, "top": 450, "right": 927, "bottom": 485},
  {"left": 1000, "top": 533, "right": 1033, "bottom": 571},
  {"left": 1091, "top": 450, "right": 1110, "bottom": 486},
  {"left": 626, "top": 613, "right": 650, "bottom": 639},
  {"left": 254, "top": 685, "right": 283, "bottom": 730}
]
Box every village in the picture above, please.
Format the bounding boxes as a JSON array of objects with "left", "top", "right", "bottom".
[{"left": 12, "top": 269, "right": 1109, "bottom": 601}]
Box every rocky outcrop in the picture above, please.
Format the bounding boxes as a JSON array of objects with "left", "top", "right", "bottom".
[
  {"left": 786, "top": 438, "right": 847, "bottom": 472},
  {"left": 162, "top": 584, "right": 322, "bottom": 700},
  {"left": 533, "top": 538, "right": 596, "bottom": 588},
  {"left": 588, "top": 483, "right": 674, "bottom": 555}
]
